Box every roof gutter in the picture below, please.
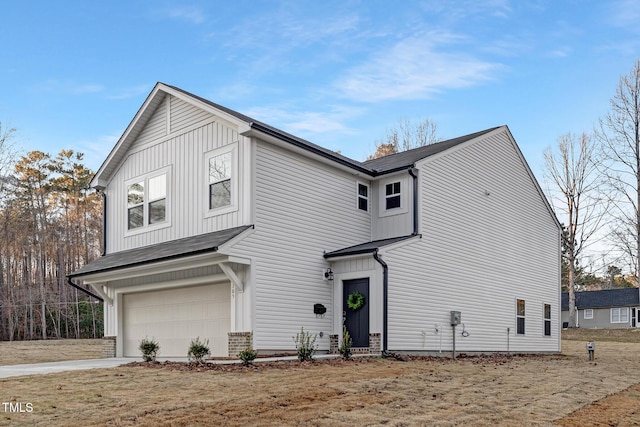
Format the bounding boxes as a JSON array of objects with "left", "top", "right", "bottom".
[
  {"left": 373, "top": 249, "right": 389, "bottom": 355},
  {"left": 66, "top": 277, "right": 104, "bottom": 302},
  {"left": 248, "top": 122, "right": 375, "bottom": 176}
]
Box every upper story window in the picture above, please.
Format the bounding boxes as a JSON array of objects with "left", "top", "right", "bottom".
[
  {"left": 126, "top": 168, "right": 170, "bottom": 232},
  {"left": 385, "top": 182, "right": 401, "bottom": 209},
  {"left": 378, "top": 176, "right": 408, "bottom": 217},
  {"left": 205, "top": 144, "right": 238, "bottom": 216},
  {"left": 209, "top": 152, "right": 232, "bottom": 210},
  {"left": 357, "top": 183, "right": 369, "bottom": 211}
]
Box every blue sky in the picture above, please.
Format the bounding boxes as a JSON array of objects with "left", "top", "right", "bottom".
[{"left": 1, "top": 0, "right": 640, "bottom": 183}]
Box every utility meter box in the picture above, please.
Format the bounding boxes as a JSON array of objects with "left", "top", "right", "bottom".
[{"left": 450, "top": 311, "right": 462, "bottom": 326}]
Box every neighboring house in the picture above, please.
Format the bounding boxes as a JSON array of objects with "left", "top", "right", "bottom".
[
  {"left": 68, "top": 82, "right": 562, "bottom": 358},
  {"left": 562, "top": 289, "right": 640, "bottom": 329}
]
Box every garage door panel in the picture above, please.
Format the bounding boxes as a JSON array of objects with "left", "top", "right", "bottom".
[{"left": 123, "top": 283, "right": 230, "bottom": 358}]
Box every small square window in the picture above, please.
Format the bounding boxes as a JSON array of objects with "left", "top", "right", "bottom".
[
  {"left": 385, "top": 182, "right": 401, "bottom": 210},
  {"left": 584, "top": 309, "right": 593, "bottom": 319}
]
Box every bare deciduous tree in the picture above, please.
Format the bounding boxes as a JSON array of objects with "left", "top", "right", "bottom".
[
  {"left": 596, "top": 59, "right": 640, "bottom": 288},
  {"left": 367, "top": 117, "right": 440, "bottom": 160},
  {"left": 544, "top": 132, "right": 604, "bottom": 327},
  {"left": 0, "top": 122, "right": 17, "bottom": 199}
]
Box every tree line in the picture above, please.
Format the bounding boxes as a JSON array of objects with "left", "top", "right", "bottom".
[
  {"left": 0, "top": 133, "right": 103, "bottom": 340},
  {"left": 368, "top": 59, "right": 640, "bottom": 329},
  {"left": 545, "top": 59, "right": 640, "bottom": 327}
]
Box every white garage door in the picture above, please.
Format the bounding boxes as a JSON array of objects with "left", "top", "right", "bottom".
[{"left": 123, "top": 283, "right": 230, "bottom": 358}]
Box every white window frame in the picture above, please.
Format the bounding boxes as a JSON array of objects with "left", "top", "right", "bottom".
[
  {"left": 611, "top": 307, "right": 629, "bottom": 324},
  {"left": 543, "top": 303, "right": 551, "bottom": 337},
  {"left": 124, "top": 166, "right": 171, "bottom": 236},
  {"left": 357, "top": 181, "right": 369, "bottom": 212},
  {"left": 204, "top": 144, "right": 238, "bottom": 217},
  {"left": 378, "top": 176, "right": 408, "bottom": 217},
  {"left": 583, "top": 309, "right": 593, "bottom": 319},
  {"left": 516, "top": 298, "right": 525, "bottom": 335}
]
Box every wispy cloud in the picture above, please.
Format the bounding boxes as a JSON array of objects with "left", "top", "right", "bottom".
[
  {"left": 335, "top": 32, "right": 502, "bottom": 102},
  {"left": 162, "top": 6, "right": 206, "bottom": 24},
  {"left": 244, "top": 104, "right": 363, "bottom": 136},
  {"left": 607, "top": 0, "right": 640, "bottom": 29}
]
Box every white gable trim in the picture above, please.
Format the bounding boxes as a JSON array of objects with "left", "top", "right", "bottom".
[{"left": 91, "top": 83, "right": 251, "bottom": 190}]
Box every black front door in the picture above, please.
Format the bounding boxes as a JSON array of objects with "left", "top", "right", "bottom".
[{"left": 343, "top": 278, "right": 370, "bottom": 348}]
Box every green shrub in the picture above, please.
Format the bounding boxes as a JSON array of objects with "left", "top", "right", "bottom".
[
  {"left": 293, "top": 327, "right": 317, "bottom": 362},
  {"left": 237, "top": 332, "right": 258, "bottom": 366},
  {"left": 188, "top": 337, "right": 211, "bottom": 363},
  {"left": 339, "top": 326, "right": 353, "bottom": 360},
  {"left": 138, "top": 337, "right": 159, "bottom": 362}
]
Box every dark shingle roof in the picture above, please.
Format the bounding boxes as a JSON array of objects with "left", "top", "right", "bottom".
[
  {"left": 164, "top": 84, "right": 373, "bottom": 175},
  {"left": 324, "top": 235, "right": 418, "bottom": 258},
  {"left": 165, "top": 83, "right": 501, "bottom": 176},
  {"left": 561, "top": 288, "right": 640, "bottom": 310},
  {"left": 362, "top": 127, "right": 500, "bottom": 173},
  {"left": 69, "top": 225, "right": 253, "bottom": 278}
]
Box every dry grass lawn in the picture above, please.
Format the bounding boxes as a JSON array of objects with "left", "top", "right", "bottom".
[
  {"left": 0, "top": 330, "right": 639, "bottom": 426},
  {"left": 0, "top": 339, "right": 102, "bottom": 365}
]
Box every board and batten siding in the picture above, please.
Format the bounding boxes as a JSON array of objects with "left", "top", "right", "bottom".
[
  {"left": 105, "top": 98, "right": 250, "bottom": 252},
  {"left": 384, "top": 129, "right": 561, "bottom": 353},
  {"left": 231, "top": 141, "right": 372, "bottom": 351}
]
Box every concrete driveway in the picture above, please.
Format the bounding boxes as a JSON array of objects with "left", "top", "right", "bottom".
[{"left": 0, "top": 358, "right": 132, "bottom": 379}]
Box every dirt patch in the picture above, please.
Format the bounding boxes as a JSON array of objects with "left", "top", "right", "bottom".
[
  {"left": 1, "top": 333, "right": 640, "bottom": 425},
  {"left": 1, "top": 341, "right": 640, "bottom": 426},
  {"left": 0, "top": 339, "right": 102, "bottom": 365},
  {"left": 556, "top": 383, "right": 640, "bottom": 426}
]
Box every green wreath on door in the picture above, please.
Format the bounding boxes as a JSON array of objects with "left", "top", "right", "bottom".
[{"left": 347, "top": 291, "right": 365, "bottom": 311}]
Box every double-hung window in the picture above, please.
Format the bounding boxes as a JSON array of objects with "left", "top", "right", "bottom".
[
  {"left": 205, "top": 144, "right": 238, "bottom": 215},
  {"left": 126, "top": 169, "right": 169, "bottom": 232},
  {"left": 584, "top": 309, "right": 593, "bottom": 319},
  {"left": 209, "top": 151, "right": 232, "bottom": 210},
  {"left": 357, "top": 183, "right": 369, "bottom": 212},
  {"left": 516, "top": 298, "right": 525, "bottom": 335}
]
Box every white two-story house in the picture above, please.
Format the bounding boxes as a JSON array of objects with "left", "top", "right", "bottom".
[{"left": 69, "top": 82, "right": 562, "bottom": 358}]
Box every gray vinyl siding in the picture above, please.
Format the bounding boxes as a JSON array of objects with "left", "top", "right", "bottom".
[
  {"left": 371, "top": 174, "right": 413, "bottom": 240},
  {"left": 562, "top": 307, "right": 638, "bottom": 328},
  {"left": 130, "top": 97, "right": 168, "bottom": 151},
  {"left": 106, "top": 102, "right": 247, "bottom": 252},
  {"left": 231, "top": 141, "right": 371, "bottom": 351},
  {"left": 169, "top": 95, "right": 212, "bottom": 134},
  {"left": 383, "top": 129, "right": 560, "bottom": 353}
]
